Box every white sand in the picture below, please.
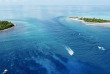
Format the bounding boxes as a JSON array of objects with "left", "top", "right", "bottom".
[
  {"left": 0, "top": 24, "right": 16, "bottom": 32},
  {"left": 69, "top": 17, "right": 110, "bottom": 27}
]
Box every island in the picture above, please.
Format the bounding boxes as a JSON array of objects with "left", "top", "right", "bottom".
[
  {"left": 69, "top": 17, "right": 110, "bottom": 27},
  {"left": 0, "top": 21, "right": 15, "bottom": 32}
]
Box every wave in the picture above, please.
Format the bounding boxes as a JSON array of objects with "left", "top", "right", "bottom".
[
  {"left": 98, "top": 46, "right": 106, "bottom": 51},
  {"left": 65, "top": 46, "right": 74, "bottom": 56}
]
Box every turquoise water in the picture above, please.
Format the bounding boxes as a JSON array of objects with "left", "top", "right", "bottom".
[{"left": 0, "top": 5, "right": 110, "bottom": 74}]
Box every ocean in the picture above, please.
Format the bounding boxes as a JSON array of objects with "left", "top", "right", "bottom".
[{"left": 0, "top": 5, "right": 110, "bottom": 74}]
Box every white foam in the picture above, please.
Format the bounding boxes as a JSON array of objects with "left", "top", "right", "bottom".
[
  {"left": 98, "top": 46, "right": 106, "bottom": 51},
  {"left": 65, "top": 46, "right": 74, "bottom": 56}
]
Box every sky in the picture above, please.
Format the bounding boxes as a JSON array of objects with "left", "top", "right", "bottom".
[{"left": 0, "top": 0, "right": 110, "bottom": 5}]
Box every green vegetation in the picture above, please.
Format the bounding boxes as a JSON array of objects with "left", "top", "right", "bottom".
[
  {"left": 0, "top": 21, "right": 14, "bottom": 30},
  {"left": 79, "top": 17, "right": 110, "bottom": 23}
]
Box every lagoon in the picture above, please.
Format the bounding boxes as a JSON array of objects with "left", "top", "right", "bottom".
[{"left": 0, "top": 5, "right": 110, "bottom": 74}]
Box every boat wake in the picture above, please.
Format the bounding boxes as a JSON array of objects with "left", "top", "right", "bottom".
[
  {"left": 65, "top": 46, "right": 74, "bottom": 56},
  {"left": 98, "top": 46, "right": 106, "bottom": 51}
]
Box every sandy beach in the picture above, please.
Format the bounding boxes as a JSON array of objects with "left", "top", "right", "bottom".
[
  {"left": 69, "top": 17, "right": 110, "bottom": 27},
  {"left": 0, "top": 24, "right": 16, "bottom": 32}
]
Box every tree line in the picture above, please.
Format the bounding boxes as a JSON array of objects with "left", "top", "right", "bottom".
[
  {"left": 79, "top": 17, "right": 110, "bottom": 23},
  {"left": 0, "top": 21, "right": 14, "bottom": 30}
]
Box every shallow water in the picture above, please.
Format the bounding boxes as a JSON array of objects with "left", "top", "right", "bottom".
[{"left": 0, "top": 5, "right": 110, "bottom": 74}]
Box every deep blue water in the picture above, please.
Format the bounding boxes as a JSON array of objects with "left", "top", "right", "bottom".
[{"left": 0, "top": 5, "right": 110, "bottom": 74}]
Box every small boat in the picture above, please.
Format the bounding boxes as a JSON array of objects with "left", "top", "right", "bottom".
[
  {"left": 98, "top": 46, "right": 106, "bottom": 50},
  {"left": 3, "top": 69, "right": 8, "bottom": 74}
]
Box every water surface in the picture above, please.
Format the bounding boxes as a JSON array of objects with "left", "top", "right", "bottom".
[{"left": 0, "top": 5, "right": 110, "bottom": 74}]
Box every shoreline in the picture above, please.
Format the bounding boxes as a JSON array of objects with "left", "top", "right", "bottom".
[
  {"left": 0, "top": 24, "right": 16, "bottom": 32},
  {"left": 69, "top": 17, "right": 110, "bottom": 27}
]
